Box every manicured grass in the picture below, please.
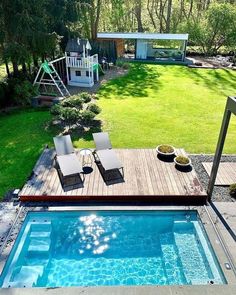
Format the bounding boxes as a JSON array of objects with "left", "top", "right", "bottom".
[
  {"left": 1, "top": 64, "right": 236, "bottom": 198},
  {"left": 75, "top": 64, "right": 236, "bottom": 154},
  {"left": 0, "top": 108, "right": 55, "bottom": 199}
]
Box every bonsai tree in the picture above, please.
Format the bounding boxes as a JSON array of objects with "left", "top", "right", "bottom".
[{"left": 50, "top": 92, "right": 101, "bottom": 131}]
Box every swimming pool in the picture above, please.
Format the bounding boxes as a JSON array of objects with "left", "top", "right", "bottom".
[{"left": 0, "top": 210, "right": 226, "bottom": 288}]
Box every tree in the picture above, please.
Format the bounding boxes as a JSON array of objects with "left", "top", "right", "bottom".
[
  {"left": 186, "top": 3, "right": 236, "bottom": 55},
  {"left": 134, "top": 0, "right": 144, "bottom": 32},
  {"left": 0, "top": 0, "right": 60, "bottom": 77},
  {"left": 78, "top": 0, "right": 102, "bottom": 39}
]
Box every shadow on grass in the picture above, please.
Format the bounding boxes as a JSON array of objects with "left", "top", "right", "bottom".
[
  {"left": 71, "top": 119, "right": 102, "bottom": 142},
  {"left": 99, "top": 63, "right": 163, "bottom": 99},
  {"left": 184, "top": 68, "right": 236, "bottom": 96}
]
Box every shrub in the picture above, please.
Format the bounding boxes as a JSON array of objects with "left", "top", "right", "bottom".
[
  {"left": 50, "top": 104, "right": 63, "bottom": 116},
  {"left": 60, "top": 107, "right": 81, "bottom": 126},
  {"left": 81, "top": 110, "right": 96, "bottom": 124},
  {"left": 50, "top": 92, "right": 100, "bottom": 131},
  {"left": 158, "top": 144, "right": 174, "bottom": 154},
  {"left": 116, "top": 60, "right": 130, "bottom": 69},
  {"left": 87, "top": 103, "right": 101, "bottom": 115},
  {"left": 91, "top": 93, "right": 98, "bottom": 100},
  {"left": 61, "top": 95, "right": 83, "bottom": 109},
  {"left": 122, "top": 62, "right": 130, "bottom": 69},
  {"left": 80, "top": 92, "right": 92, "bottom": 103},
  {"left": 7, "top": 78, "right": 38, "bottom": 106},
  {"left": 0, "top": 82, "right": 8, "bottom": 108},
  {"left": 229, "top": 183, "right": 236, "bottom": 198}
]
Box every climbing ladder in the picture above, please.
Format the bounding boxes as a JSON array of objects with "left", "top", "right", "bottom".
[{"left": 33, "top": 61, "right": 70, "bottom": 97}]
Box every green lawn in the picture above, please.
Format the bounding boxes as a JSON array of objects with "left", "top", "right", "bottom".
[
  {"left": 74, "top": 64, "right": 236, "bottom": 154},
  {"left": 0, "top": 108, "right": 55, "bottom": 198},
  {"left": 1, "top": 64, "right": 236, "bottom": 199}
]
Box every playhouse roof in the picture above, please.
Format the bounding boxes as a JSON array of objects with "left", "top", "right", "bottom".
[
  {"left": 97, "top": 32, "right": 188, "bottom": 41},
  {"left": 65, "top": 38, "right": 88, "bottom": 53}
]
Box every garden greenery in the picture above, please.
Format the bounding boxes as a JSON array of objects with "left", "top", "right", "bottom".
[
  {"left": 50, "top": 93, "right": 101, "bottom": 130},
  {"left": 229, "top": 183, "right": 236, "bottom": 199},
  {"left": 175, "top": 156, "right": 190, "bottom": 165}
]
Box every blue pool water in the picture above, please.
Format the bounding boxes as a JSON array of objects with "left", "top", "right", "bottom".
[{"left": 0, "top": 210, "right": 226, "bottom": 288}]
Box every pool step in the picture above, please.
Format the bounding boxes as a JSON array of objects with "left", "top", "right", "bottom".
[
  {"left": 9, "top": 265, "right": 44, "bottom": 288},
  {"left": 174, "top": 227, "right": 210, "bottom": 284},
  {"left": 160, "top": 233, "right": 187, "bottom": 285},
  {"left": 173, "top": 221, "right": 194, "bottom": 232},
  {"left": 28, "top": 237, "right": 51, "bottom": 253},
  {"left": 30, "top": 231, "right": 51, "bottom": 238},
  {"left": 30, "top": 221, "right": 52, "bottom": 232}
]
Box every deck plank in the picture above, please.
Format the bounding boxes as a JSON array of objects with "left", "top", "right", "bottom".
[
  {"left": 19, "top": 148, "right": 207, "bottom": 202},
  {"left": 202, "top": 162, "right": 236, "bottom": 186}
]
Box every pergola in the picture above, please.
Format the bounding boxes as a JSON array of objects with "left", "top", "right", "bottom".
[{"left": 207, "top": 96, "right": 236, "bottom": 199}]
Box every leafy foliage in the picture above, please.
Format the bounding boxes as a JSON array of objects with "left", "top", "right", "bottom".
[
  {"left": 158, "top": 144, "right": 174, "bottom": 154},
  {"left": 12, "top": 80, "right": 38, "bottom": 106},
  {"left": 50, "top": 92, "right": 100, "bottom": 130},
  {"left": 80, "top": 92, "right": 92, "bottom": 103},
  {"left": 116, "top": 60, "right": 130, "bottom": 69},
  {"left": 0, "top": 81, "right": 8, "bottom": 108},
  {"left": 87, "top": 103, "right": 101, "bottom": 115},
  {"left": 61, "top": 96, "right": 84, "bottom": 109},
  {"left": 0, "top": 77, "right": 38, "bottom": 107},
  {"left": 174, "top": 156, "right": 190, "bottom": 165},
  {"left": 229, "top": 183, "right": 236, "bottom": 198},
  {"left": 184, "top": 3, "right": 236, "bottom": 54}
]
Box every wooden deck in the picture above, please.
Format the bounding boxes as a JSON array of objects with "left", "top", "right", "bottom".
[
  {"left": 19, "top": 148, "right": 207, "bottom": 203},
  {"left": 203, "top": 162, "right": 236, "bottom": 186}
]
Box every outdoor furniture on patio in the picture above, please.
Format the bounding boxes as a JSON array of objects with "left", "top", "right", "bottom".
[
  {"left": 92, "top": 132, "right": 124, "bottom": 179},
  {"left": 53, "top": 135, "right": 84, "bottom": 186},
  {"left": 80, "top": 148, "right": 93, "bottom": 167}
]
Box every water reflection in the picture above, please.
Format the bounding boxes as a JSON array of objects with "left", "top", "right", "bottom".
[{"left": 78, "top": 214, "right": 117, "bottom": 255}]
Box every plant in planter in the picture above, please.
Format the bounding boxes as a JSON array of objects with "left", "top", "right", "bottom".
[
  {"left": 156, "top": 144, "right": 175, "bottom": 156},
  {"left": 174, "top": 155, "right": 191, "bottom": 167},
  {"left": 229, "top": 183, "right": 236, "bottom": 198}
]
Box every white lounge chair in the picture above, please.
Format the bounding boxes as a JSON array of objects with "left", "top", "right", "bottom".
[
  {"left": 53, "top": 135, "right": 83, "bottom": 186},
  {"left": 92, "top": 132, "right": 124, "bottom": 178}
]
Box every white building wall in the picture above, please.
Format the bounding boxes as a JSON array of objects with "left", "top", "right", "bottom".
[
  {"left": 68, "top": 68, "right": 94, "bottom": 87},
  {"left": 136, "top": 40, "right": 147, "bottom": 59}
]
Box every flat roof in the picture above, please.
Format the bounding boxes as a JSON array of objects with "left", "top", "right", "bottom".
[{"left": 97, "top": 32, "right": 188, "bottom": 41}]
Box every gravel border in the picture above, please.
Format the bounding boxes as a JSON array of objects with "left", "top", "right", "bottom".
[{"left": 189, "top": 154, "right": 236, "bottom": 202}]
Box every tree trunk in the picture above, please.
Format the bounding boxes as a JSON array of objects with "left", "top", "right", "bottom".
[
  {"left": 5, "top": 61, "right": 11, "bottom": 78},
  {"left": 22, "top": 63, "right": 27, "bottom": 74},
  {"left": 147, "top": 0, "right": 157, "bottom": 30},
  {"left": 134, "top": 0, "right": 144, "bottom": 32},
  {"left": 12, "top": 61, "right": 19, "bottom": 77},
  {"left": 166, "top": 0, "right": 172, "bottom": 33},
  {"left": 90, "top": 0, "right": 101, "bottom": 40},
  {"left": 33, "top": 55, "right": 39, "bottom": 68}
]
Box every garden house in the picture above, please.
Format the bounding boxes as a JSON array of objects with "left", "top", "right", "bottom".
[
  {"left": 65, "top": 38, "right": 99, "bottom": 87},
  {"left": 97, "top": 32, "right": 189, "bottom": 62}
]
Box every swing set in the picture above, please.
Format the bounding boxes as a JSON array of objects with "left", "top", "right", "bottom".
[{"left": 33, "top": 57, "right": 70, "bottom": 98}]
